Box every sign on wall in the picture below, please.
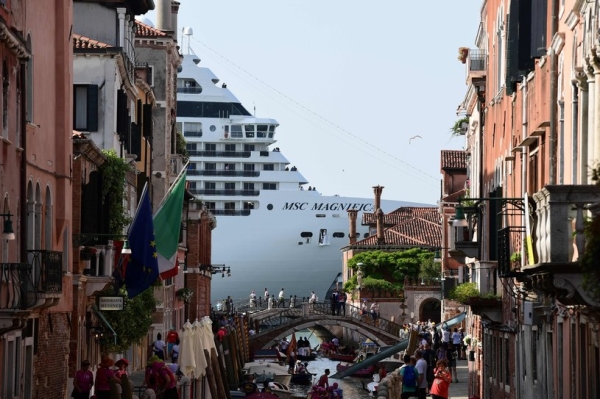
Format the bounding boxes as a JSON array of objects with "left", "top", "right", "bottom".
[{"left": 97, "top": 296, "right": 125, "bottom": 311}]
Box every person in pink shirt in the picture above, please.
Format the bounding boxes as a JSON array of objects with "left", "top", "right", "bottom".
[
  {"left": 152, "top": 361, "right": 178, "bottom": 399},
  {"left": 94, "top": 357, "right": 116, "bottom": 399},
  {"left": 72, "top": 360, "right": 94, "bottom": 399}
]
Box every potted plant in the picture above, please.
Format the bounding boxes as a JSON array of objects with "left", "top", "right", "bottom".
[
  {"left": 458, "top": 47, "right": 469, "bottom": 63},
  {"left": 176, "top": 287, "right": 194, "bottom": 303},
  {"left": 510, "top": 251, "right": 522, "bottom": 267},
  {"left": 450, "top": 116, "right": 469, "bottom": 136}
]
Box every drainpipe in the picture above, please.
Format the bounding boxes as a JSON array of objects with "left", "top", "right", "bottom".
[
  {"left": 549, "top": 52, "right": 558, "bottom": 184},
  {"left": 20, "top": 62, "right": 27, "bottom": 262},
  {"left": 574, "top": 73, "right": 588, "bottom": 184}
]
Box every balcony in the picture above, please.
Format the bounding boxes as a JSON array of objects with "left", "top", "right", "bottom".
[
  {"left": 497, "top": 226, "right": 526, "bottom": 279},
  {"left": 187, "top": 170, "right": 260, "bottom": 178},
  {"left": 522, "top": 185, "right": 600, "bottom": 307},
  {"left": 187, "top": 150, "right": 251, "bottom": 158},
  {"left": 189, "top": 189, "right": 260, "bottom": 196},
  {"left": 0, "top": 251, "right": 62, "bottom": 312},
  {"left": 467, "top": 49, "right": 486, "bottom": 85}
]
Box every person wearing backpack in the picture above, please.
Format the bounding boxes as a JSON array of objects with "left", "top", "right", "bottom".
[{"left": 399, "top": 354, "right": 420, "bottom": 399}]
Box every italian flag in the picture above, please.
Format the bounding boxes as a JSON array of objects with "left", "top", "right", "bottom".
[{"left": 154, "top": 171, "right": 187, "bottom": 279}]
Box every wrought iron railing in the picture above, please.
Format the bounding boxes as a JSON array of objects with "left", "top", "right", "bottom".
[
  {"left": 26, "top": 250, "right": 63, "bottom": 294},
  {"left": 498, "top": 226, "right": 525, "bottom": 278},
  {"left": 0, "top": 263, "right": 35, "bottom": 310}
]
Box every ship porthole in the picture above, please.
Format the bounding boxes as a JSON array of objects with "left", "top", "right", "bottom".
[
  {"left": 210, "top": 125, "right": 216, "bottom": 132},
  {"left": 267, "top": 204, "right": 273, "bottom": 210}
]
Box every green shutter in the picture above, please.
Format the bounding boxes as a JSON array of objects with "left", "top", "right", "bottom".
[{"left": 87, "top": 85, "right": 99, "bottom": 132}]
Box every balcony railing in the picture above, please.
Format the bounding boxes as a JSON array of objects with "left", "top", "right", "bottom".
[
  {"left": 0, "top": 263, "right": 35, "bottom": 310},
  {"left": 498, "top": 226, "right": 526, "bottom": 278},
  {"left": 187, "top": 150, "right": 251, "bottom": 158},
  {"left": 189, "top": 189, "right": 260, "bottom": 196},
  {"left": 26, "top": 250, "right": 63, "bottom": 294},
  {"left": 187, "top": 170, "right": 260, "bottom": 177},
  {"left": 177, "top": 87, "right": 203, "bottom": 94},
  {"left": 468, "top": 49, "right": 487, "bottom": 71},
  {"left": 208, "top": 209, "right": 251, "bottom": 216}
]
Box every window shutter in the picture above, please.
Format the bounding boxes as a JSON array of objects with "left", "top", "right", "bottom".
[
  {"left": 530, "top": 0, "right": 548, "bottom": 59},
  {"left": 130, "top": 122, "right": 141, "bottom": 160},
  {"left": 505, "top": 1, "right": 521, "bottom": 95},
  {"left": 87, "top": 85, "right": 99, "bottom": 132},
  {"left": 143, "top": 103, "right": 153, "bottom": 138}
]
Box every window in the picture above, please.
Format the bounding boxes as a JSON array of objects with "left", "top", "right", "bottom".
[
  {"left": 244, "top": 164, "right": 255, "bottom": 171},
  {"left": 186, "top": 143, "right": 197, "bottom": 151},
  {"left": 224, "top": 202, "right": 235, "bottom": 215},
  {"left": 244, "top": 144, "right": 255, "bottom": 151},
  {"left": 332, "top": 232, "right": 345, "bottom": 238},
  {"left": 243, "top": 182, "right": 254, "bottom": 190},
  {"left": 231, "top": 125, "right": 243, "bottom": 138},
  {"left": 184, "top": 122, "right": 202, "bottom": 137},
  {"left": 318, "top": 229, "right": 330, "bottom": 246},
  {"left": 147, "top": 65, "right": 154, "bottom": 86},
  {"left": 225, "top": 144, "right": 236, "bottom": 152},
  {"left": 224, "top": 182, "right": 235, "bottom": 190},
  {"left": 262, "top": 183, "right": 276, "bottom": 190},
  {"left": 73, "top": 85, "right": 99, "bottom": 131},
  {"left": 205, "top": 202, "right": 216, "bottom": 210},
  {"left": 204, "top": 182, "right": 216, "bottom": 189},
  {"left": 205, "top": 143, "right": 216, "bottom": 151},
  {"left": 205, "top": 163, "right": 216, "bottom": 170},
  {"left": 244, "top": 202, "right": 255, "bottom": 210},
  {"left": 263, "top": 164, "right": 274, "bottom": 171},
  {"left": 245, "top": 125, "right": 255, "bottom": 137},
  {"left": 268, "top": 125, "right": 275, "bottom": 138},
  {"left": 257, "top": 125, "right": 268, "bottom": 138},
  {"left": 224, "top": 163, "right": 235, "bottom": 171}
]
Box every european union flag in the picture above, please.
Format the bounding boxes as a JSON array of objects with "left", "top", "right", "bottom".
[{"left": 125, "top": 186, "right": 159, "bottom": 298}]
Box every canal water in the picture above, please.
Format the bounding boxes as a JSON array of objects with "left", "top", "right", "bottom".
[{"left": 285, "top": 330, "right": 374, "bottom": 398}]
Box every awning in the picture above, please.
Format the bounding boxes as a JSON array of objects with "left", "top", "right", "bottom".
[{"left": 92, "top": 304, "right": 117, "bottom": 342}]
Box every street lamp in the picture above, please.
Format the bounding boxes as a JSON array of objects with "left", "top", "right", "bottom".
[{"left": 0, "top": 212, "right": 15, "bottom": 240}]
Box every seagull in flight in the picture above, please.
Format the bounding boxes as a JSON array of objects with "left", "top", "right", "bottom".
[{"left": 409, "top": 135, "right": 422, "bottom": 144}]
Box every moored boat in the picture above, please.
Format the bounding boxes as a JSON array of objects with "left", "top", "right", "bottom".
[
  {"left": 328, "top": 353, "right": 356, "bottom": 362},
  {"left": 335, "top": 361, "right": 377, "bottom": 378}
]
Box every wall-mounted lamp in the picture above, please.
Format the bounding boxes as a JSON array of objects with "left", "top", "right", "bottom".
[
  {"left": 1, "top": 212, "right": 15, "bottom": 240},
  {"left": 121, "top": 240, "right": 132, "bottom": 254},
  {"left": 452, "top": 206, "right": 469, "bottom": 227}
]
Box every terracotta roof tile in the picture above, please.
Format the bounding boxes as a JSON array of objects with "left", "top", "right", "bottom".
[
  {"left": 441, "top": 150, "right": 467, "bottom": 170},
  {"left": 73, "top": 34, "right": 111, "bottom": 49},
  {"left": 135, "top": 20, "right": 167, "bottom": 37},
  {"left": 356, "top": 207, "right": 441, "bottom": 247}
]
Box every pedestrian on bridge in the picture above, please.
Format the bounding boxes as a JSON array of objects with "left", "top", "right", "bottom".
[
  {"left": 330, "top": 289, "right": 339, "bottom": 315},
  {"left": 337, "top": 290, "right": 347, "bottom": 316}
]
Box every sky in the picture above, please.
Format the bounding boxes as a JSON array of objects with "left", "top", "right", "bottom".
[{"left": 144, "top": 1, "right": 482, "bottom": 204}]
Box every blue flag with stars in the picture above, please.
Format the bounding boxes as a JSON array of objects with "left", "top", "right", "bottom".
[{"left": 125, "top": 186, "right": 159, "bottom": 298}]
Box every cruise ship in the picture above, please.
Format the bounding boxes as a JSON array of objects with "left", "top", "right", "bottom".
[{"left": 176, "top": 49, "right": 428, "bottom": 303}]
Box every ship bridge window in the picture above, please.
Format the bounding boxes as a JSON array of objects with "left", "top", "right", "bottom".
[
  {"left": 257, "top": 125, "right": 268, "bottom": 138},
  {"left": 318, "top": 229, "right": 330, "bottom": 246},
  {"left": 332, "top": 232, "right": 345, "bottom": 238},
  {"left": 245, "top": 125, "right": 255, "bottom": 138},
  {"left": 263, "top": 183, "right": 276, "bottom": 190},
  {"left": 231, "top": 125, "right": 243, "bottom": 138},
  {"left": 268, "top": 125, "right": 275, "bottom": 138},
  {"left": 178, "top": 79, "right": 202, "bottom": 94},
  {"left": 184, "top": 122, "right": 202, "bottom": 137},
  {"left": 177, "top": 101, "right": 251, "bottom": 118}
]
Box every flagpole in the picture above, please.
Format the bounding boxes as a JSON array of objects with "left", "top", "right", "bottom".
[
  {"left": 128, "top": 183, "right": 148, "bottom": 235},
  {"left": 155, "top": 161, "right": 189, "bottom": 211}
]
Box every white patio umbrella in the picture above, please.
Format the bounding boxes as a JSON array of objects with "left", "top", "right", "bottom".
[
  {"left": 178, "top": 320, "right": 196, "bottom": 377},
  {"left": 192, "top": 319, "right": 208, "bottom": 377},
  {"left": 200, "top": 316, "right": 217, "bottom": 353}
]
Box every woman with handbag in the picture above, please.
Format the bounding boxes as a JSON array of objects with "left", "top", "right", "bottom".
[{"left": 430, "top": 358, "right": 452, "bottom": 399}]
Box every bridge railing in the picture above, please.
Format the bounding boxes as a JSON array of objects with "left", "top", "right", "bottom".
[{"left": 248, "top": 301, "right": 403, "bottom": 339}]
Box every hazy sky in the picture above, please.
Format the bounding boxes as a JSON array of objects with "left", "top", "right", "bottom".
[{"left": 145, "top": 1, "right": 482, "bottom": 204}]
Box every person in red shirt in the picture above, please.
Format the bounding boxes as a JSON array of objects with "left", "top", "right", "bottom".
[
  {"left": 317, "top": 369, "right": 330, "bottom": 388},
  {"left": 166, "top": 328, "right": 178, "bottom": 355},
  {"left": 217, "top": 326, "right": 227, "bottom": 341},
  {"left": 95, "top": 357, "right": 116, "bottom": 399}
]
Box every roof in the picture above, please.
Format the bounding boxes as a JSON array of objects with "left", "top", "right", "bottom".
[
  {"left": 72, "top": 34, "right": 111, "bottom": 49},
  {"left": 135, "top": 20, "right": 167, "bottom": 38},
  {"left": 441, "top": 150, "right": 467, "bottom": 170},
  {"left": 362, "top": 206, "right": 439, "bottom": 226},
  {"left": 355, "top": 207, "right": 441, "bottom": 248}
]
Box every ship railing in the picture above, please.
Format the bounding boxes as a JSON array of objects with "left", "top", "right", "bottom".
[
  {"left": 187, "top": 150, "right": 251, "bottom": 158},
  {"left": 187, "top": 170, "right": 260, "bottom": 177},
  {"left": 189, "top": 189, "right": 260, "bottom": 196},
  {"left": 177, "top": 87, "right": 203, "bottom": 94}
]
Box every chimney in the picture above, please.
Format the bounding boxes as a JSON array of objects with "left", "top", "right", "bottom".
[
  {"left": 376, "top": 208, "right": 385, "bottom": 245},
  {"left": 348, "top": 209, "right": 358, "bottom": 244},
  {"left": 373, "top": 185, "right": 384, "bottom": 210},
  {"left": 171, "top": 1, "right": 180, "bottom": 41},
  {"left": 156, "top": 0, "right": 171, "bottom": 31}
]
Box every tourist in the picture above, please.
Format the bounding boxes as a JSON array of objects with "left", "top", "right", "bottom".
[
  {"left": 217, "top": 326, "right": 227, "bottom": 341},
  {"left": 451, "top": 328, "right": 462, "bottom": 357},
  {"left": 330, "top": 289, "right": 339, "bottom": 315},
  {"left": 264, "top": 288, "right": 269, "bottom": 301},
  {"left": 72, "top": 360, "right": 94, "bottom": 399},
  {"left": 422, "top": 342, "right": 436, "bottom": 392},
  {"left": 442, "top": 327, "right": 450, "bottom": 350},
  {"left": 309, "top": 291, "right": 317, "bottom": 310},
  {"left": 415, "top": 350, "right": 428, "bottom": 399},
  {"left": 279, "top": 337, "right": 290, "bottom": 353},
  {"left": 331, "top": 382, "right": 344, "bottom": 399},
  {"left": 226, "top": 296, "right": 233, "bottom": 314},
  {"left": 317, "top": 369, "right": 330, "bottom": 388},
  {"left": 370, "top": 302, "right": 380, "bottom": 325},
  {"left": 152, "top": 333, "right": 167, "bottom": 361},
  {"left": 166, "top": 328, "right": 178, "bottom": 358},
  {"left": 268, "top": 295, "right": 273, "bottom": 309},
  {"left": 430, "top": 358, "right": 452, "bottom": 399},
  {"left": 399, "top": 354, "right": 419, "bottom": 399},
  {"left": 338, "top": 289, "right": 347, "bottom": 316},
  {"left": 278, "top": 288, "right": 285, "bottom": 307},
  {"left": 447, "top": 343, "right": 458, "bottom": 382},
  {"left": 170, "top": 339, "right": 180, "bottom": 363},
  {"left": 114, "top": 358, "right": 129, "bottom": 382},
  {"left": 152, "top": 360, "right": 178, "bottom": 399},
  {"left": 249, "top": 290, "right": 257, "bottom": 308},
  {"left": 94, "top": 357, "right": 116, "bottom": 399}
]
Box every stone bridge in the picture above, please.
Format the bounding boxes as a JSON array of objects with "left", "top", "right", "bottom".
[{"left": 246, "top": 302, "right": 404, "bottom": 349}]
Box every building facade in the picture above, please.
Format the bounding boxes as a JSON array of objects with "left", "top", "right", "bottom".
[{"left": 454, "top": 1, "right": 600, "bottom": 398}]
